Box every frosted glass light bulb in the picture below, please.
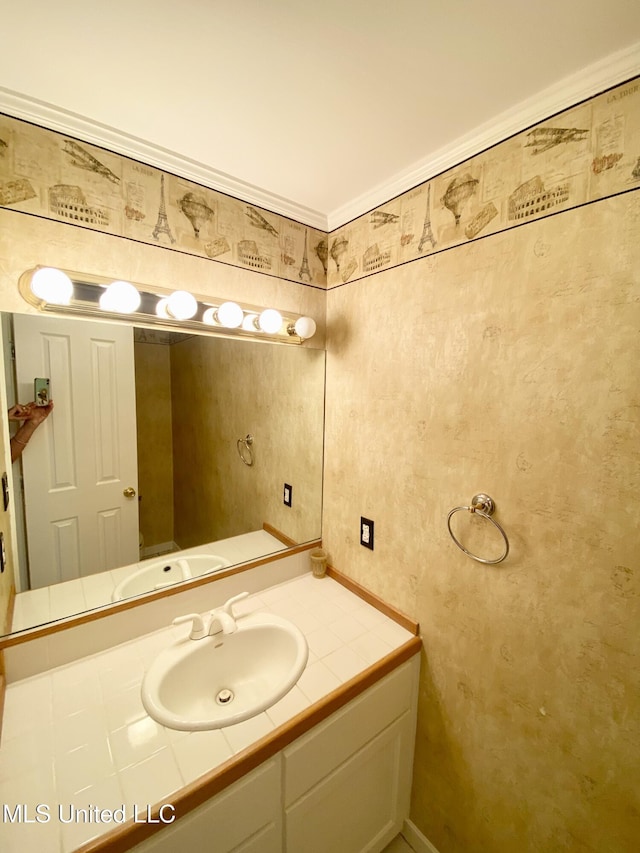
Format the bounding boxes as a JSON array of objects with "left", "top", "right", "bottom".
[
  {"left": 216, "top": 301, "right": 243, "bottom": 328},
  {"left": 242, "top": 313, "right": 259, "bottom": 331},
  {"left": 99, "top": 280, "right": 141, "bottom": 313},
  {"left": 167, "top": 290, "right": 198, "bottom": 320},
  {"left": 30, "top": 267, "right": 73, "bottom": 305},
  {"left": 294, "top": 316, "right": 317, "bottom": 339},
  {"left": 155, "top": 298, "right": 171, "bottom": 318},
  {"left": 258, "top": 308, "right": 282, "bottom": 334}
]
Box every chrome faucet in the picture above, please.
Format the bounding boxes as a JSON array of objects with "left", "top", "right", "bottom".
[{"left": 172, "top": 592, "right": 250, "bottom": 640}]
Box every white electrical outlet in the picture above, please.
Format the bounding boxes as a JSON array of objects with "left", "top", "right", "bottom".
[{"left": 360, "top": 517, "right": 374, "bottom": 550}]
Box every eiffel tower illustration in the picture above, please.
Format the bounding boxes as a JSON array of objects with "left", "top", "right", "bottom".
[
  {"left": 298, "top": 229, "right": 312, "bottom": 282},
  {"left": 152, "top": 174, "right": 176, "bottom": 244},
  {"left": 418, "top": 183, "right": 436, "bottom": 252}
]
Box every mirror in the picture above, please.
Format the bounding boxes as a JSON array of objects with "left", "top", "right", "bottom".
[{"left": 2, "top": 311, "right": 325, "bottom": 636}]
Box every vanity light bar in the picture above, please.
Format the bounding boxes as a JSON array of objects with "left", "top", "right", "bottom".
[{"left": 18, "top": 267, "right": 317, "bottom": 344}]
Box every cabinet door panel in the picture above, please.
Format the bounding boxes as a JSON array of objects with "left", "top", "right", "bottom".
[
  {"left": 286, "top": 713, "right": 413, "bottom": 853},
  {"left": 231, "top": 822, "right": 281, "bottom": 853},
  {"left": 132, "top": 758, "right": 281, "bottom": 853},
  {"left": 285, "top": 659, "right": 417, "bottom": 805}
]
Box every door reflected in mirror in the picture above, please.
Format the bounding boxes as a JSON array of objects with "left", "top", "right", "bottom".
[{"left": 2, "top": 312, "right": 325, "bottom": 636}]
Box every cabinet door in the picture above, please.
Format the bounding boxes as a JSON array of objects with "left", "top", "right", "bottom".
[
  {"left": 132, "top": 758, "right": 282, "bottom": 853},
  {"left": 285, "top": 659, "right": 417, "bottom": 806},
  {"left": 285, "top": 712, "right": 414, "bottom": 853}
]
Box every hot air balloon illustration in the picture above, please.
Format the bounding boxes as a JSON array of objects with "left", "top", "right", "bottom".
[
  {"left": 178, "top": 192, "right": 215, "bottom": 238},
  {"left": 330, "top": 236, "right": 348, "bottom": 271},
  {"left": 441, "top": 174, "right": 479, "bottom": 225},
  {"left": 315, "top": 238, "right": 328, "bottom": 274}
]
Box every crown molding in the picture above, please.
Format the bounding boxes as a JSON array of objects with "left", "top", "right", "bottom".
[
  {"left": 327, "top": 41, "right": 640, "bottom": 231},
  {"left": 1, "top": 41, "right": 639, "bottom": 237},
  {"left": 0, "top": 87, "right": 328, "bottom": 231}
]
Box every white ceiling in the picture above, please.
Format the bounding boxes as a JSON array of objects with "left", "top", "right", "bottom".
[{"left": 1, "top": 1, "right": 640, "bottom": 229}]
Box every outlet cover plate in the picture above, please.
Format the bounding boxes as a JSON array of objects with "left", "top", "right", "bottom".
[{"left": 361, "top": 516, "right": 374, "bottom": 550}]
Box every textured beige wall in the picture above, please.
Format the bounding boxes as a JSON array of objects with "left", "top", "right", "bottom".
[
  {"left": 134, "top": 341, "right": 174, "bottom": 550},
  {"left": 171, "top": 335, "right": 325, "bottom": 548},
  {"left": 322, "top": 191, "right": 640, "bottom": 852}
]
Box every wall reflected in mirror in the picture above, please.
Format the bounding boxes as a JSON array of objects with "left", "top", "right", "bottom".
[{"left": 2, "top": 312, "right": 325, "bottom": 636}]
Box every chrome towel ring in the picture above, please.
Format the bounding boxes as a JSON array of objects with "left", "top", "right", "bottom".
[
  {"left": 236, "top": 434, "right": 254, "bottom": 467},
  {"left": 447, "top": 493, "right": 509, "bottom": 564}
]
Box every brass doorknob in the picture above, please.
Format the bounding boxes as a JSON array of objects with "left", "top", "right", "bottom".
[{"left": 123, "top": 487, "right": 136, "bottom": 498}]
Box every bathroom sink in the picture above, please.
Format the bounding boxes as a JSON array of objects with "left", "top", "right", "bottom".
[
  {"left": 141, "top": 612, "right": 308, "bottom": 730},
  {"left": 112, "top": 554, "right": 231, "bottom": 601}
]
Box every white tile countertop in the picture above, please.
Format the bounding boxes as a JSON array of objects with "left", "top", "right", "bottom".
[{"left": 0, "top": 572, "right": 416, "bottom": 853}]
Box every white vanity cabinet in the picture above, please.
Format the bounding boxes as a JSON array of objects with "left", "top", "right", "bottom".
[
  {"left": 284, "top": 658, "right": 419, "bottom": 852},
  {"left": 132, "top": 657, "right": 419, "bottom": 853}
]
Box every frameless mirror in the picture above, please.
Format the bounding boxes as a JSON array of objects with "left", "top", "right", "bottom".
[{"left": 1, "top": 311, "right": 325, "bottom": 637}]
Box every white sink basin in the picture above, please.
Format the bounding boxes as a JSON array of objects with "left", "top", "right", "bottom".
[
  {"left": 141, "top": 613, "right": 309, "bottom": 730},
  {"left": 112, "top": 554, "right": 231, "bottom": 601}
]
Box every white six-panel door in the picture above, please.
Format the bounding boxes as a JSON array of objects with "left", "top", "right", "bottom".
[{"left": 13, "top": 314, "right": 139, "bottom": 589}]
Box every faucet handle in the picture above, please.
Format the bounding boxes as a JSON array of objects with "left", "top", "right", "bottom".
[
  {"left": 221, "top": 592, "right": 250, "bottom": 617},
  {"left": 172, "top": 612, "right": 208, "bottom": 639}
]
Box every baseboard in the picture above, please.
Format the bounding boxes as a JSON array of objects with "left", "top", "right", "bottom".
[{"left": 402, "top": 819, "right": 441, "bottom": 853}]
